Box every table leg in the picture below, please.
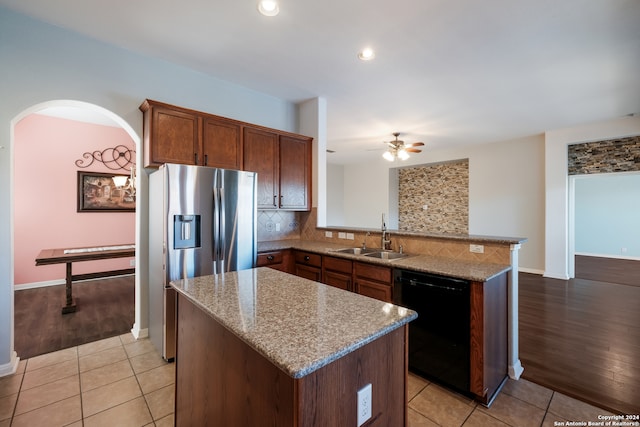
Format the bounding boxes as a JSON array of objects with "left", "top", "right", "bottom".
[{"left": 62, "top": 262, "right": 77, "bottom": 314}]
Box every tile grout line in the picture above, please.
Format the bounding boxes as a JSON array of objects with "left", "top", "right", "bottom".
[
  {"left": 76, "top": 345, "right": 85, "bottom": 426},
  {"left": 9, "top": 358, "right": 28, "bottom": 425}
]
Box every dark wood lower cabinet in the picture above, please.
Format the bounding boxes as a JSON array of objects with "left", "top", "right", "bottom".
[
  {"left": 469, "top": 272, "right": 508, "bottom": 404},
  {"left": 354, "top": 262, "right": 393, "bottom": 303},
  {"left": 175, "top": 293, "right": 409, "bottom": 426}
]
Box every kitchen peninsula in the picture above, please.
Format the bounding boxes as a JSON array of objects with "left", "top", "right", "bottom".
[{"left": 171, "top": 267, "right": 417, "bottom": 426}]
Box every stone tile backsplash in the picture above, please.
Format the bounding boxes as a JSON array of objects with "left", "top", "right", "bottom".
[
  {"left": 568, "top": 135, "right": 640, "bottom": 175},
  {"left": 398, "top": 160, "right": 469, "bottom": 234},
  {"left": 257, "top": 210, "right": 301, "bottom": 241}
]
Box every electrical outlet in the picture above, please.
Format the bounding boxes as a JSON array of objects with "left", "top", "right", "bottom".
[
  {"left": 469, "top": 244, "right": 484, "bottom": 254},
  {"left": 129, "top": 259, "right": 136, "bottom": 267},
  {"left": 325, "top": 231, "right": 333, "bottom": 238},
  {"left": 357, "top": 384, "right": 372, "bottom": 427}
]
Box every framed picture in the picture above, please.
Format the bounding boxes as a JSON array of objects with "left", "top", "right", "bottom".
[{"left": 77, "top": 171, "right": 135, "bottom": 212}]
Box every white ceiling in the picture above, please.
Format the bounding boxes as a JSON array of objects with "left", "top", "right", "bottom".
[{"left": 2, "top": 0, "right": 639, "bottom": 164}]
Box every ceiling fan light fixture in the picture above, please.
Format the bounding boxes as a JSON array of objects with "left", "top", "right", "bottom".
[
  {"left": 258, "top": 0, "right": 279, "bottom": 16},
  {"left": 398, "top": 148, "right": 410, "bottom": 160},
  {"left": 382, "top": 150, "right": 395, "bottom": 161}
]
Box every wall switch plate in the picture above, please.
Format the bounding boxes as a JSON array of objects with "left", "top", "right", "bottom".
[
  {"left": 325, "top": 231, "right": 333, "bottom": 238},
  {"left": 275, "top": 223, "right": 281, "bottom": 231},
  {"left": 470, "top": 244, "right": 484, "bottom": 254},
  {"left": 346, "top": 233, "right": 355, "bottom": 240},
  {"left": 357, "top": 383, "right": 372, "bottom": 427},
  {"left": 338, "top": 232, "right": 347, "bottom": 239},
  {"left": 129, "top": 259, "right": 136, "bottom": 267}
]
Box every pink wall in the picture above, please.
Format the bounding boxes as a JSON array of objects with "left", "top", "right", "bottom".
[{"left": 14, "top": 114, "right": 135, "bottom": 286}]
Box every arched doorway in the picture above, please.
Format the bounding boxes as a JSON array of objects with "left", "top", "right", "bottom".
[{"left": 11, "top": 100, "right": 142, "bottom": 359}]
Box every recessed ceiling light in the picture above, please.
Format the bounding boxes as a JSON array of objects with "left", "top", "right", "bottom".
[
  {"left": 258, "top": 0, "right": 279, "bottom": 16},
  {"left": 358, "top": 47, "right": 375, "bottom": 61}
]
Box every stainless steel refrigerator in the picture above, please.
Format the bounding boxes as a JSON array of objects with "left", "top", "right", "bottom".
[{"left": 149, "top": 163, "right": 257, "bottom": 361}]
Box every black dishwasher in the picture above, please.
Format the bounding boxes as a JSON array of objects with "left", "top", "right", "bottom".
[{"left": 394, "top": 269, "right": 471, "bottom": 394}]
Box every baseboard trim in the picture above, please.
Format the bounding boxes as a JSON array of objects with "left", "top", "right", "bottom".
[
  {"left": 519, "top": 267, "right": 544, "bottom": 275},
  {"left": 131, "top": 326, "right": 148, "bottom": 340},
  {"left": 15, "top": 273, "right": 135, "bottom": 291},
  {"left": 575, "top": 252, "right": 640, "bottom": 261},
  {"left": 0, "top": 352, "right": 20, "bottom": 378}
]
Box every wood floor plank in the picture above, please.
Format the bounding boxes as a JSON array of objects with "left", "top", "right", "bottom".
[
  {"left": 14, "top": 275, "right": 134, "bottom": 359},
  {"left": 519, "top": 271, "right": 640, "bottom": 414}
]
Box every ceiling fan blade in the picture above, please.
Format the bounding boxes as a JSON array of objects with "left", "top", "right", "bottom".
[
  {"left": 405, "top": 148, "right": 422, "bottom": 153},
  {"left": 406, "top": 142, "right": 425, "bottom": 147}
]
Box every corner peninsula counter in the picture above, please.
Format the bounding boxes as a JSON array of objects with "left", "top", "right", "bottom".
[{"left": 171, "top": 267, "right": 417, "bottom": 426}]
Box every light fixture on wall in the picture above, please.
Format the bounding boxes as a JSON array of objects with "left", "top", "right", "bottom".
[
  {"left": 382, "top": 133, "right": 423, "bottom": 162},
  {"left": 75, "top": 144, "right": 136, "bottom": 197}
]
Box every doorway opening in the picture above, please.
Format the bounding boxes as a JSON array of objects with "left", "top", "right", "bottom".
[{"left": 11, "top": 100, "right": 142, "bottom": 359}]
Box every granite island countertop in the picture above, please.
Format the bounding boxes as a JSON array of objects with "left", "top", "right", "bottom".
[
  {"left": 258, "top": 239, "right": 511, "bottom": 282},
  {"left": 171, "top": 267, "right": 417, "bottom": 379}
]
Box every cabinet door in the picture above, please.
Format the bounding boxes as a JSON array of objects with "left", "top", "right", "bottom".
[
  {"left": 324, "top": 270, "right": 352, "bottom": 291},
  {"left": 295, "top": 264, "right": 322, "bottom": 282},
  {"left": 202, "top": 117, "right": 241, "bottom": 169},
  {"left": 279, "top": 135, "right": 311, "bottom": 210},
  {"left": 243, "top": 127, "right": 278, "bottom": 209},
  {"left": 144, "top": 104, "right": 200, "bottom": 167},
  {"left": 355, "top": 278, "right": 393, "bottom": 302}
]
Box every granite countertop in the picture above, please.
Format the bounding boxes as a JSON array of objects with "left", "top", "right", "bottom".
[
  {"left": 171, "top": 267, "right": 417, "bottom": 379},
  {"left": 258, "top": 239, "right": 511, "bottom": 282}
]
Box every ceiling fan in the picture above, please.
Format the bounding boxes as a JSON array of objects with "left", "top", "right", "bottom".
[{"left": 382, "top": 132, "right": 424, "bottom": 161}]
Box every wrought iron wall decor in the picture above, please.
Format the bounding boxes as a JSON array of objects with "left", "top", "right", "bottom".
[{"left": 75, "top": 145, "right": 136, "bottom": 171}]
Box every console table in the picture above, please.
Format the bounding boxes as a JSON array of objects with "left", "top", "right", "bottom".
[{"left": 35, "top": 244, "right": 135, "bottom": 314}]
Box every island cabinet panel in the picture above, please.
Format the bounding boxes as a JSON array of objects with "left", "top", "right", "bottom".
[
  {"left": 469, "top": 273, "right": 508, "bottom": 405},
  {"left": 257, "top": 249, "right": 293, "bottom": 273},
  {"left": 322, "top": 256, "right": 353, "bottom": 291},
  {"left": 142, "top": 101, "right": 200, "bottom": 167},
  {"left": 295, "top": 326, "right": 407, "bottom": 426},
  {"left": 243, "top": 127, "right": 279, "bottom": 208},
  {"left": 354, "top": 262, "right": 393, "bottom": 303},
  {"left": 202, "top": 116, "right": 242, "bottom": 169},
  {"left": 176, "top": 294, "right": 294, "bottom": 426},
  {"left": 175, "top": 293, "right": 409, "bottom": 426}
]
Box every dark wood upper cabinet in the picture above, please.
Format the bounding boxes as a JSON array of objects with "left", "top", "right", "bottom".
[
  {"left": 141, "top": 101, "right": 200, "bottom": 167},
  {"left": 202, "top": 117, "right": 242, "bottom": 169},
  {"left": 141, "top": 99, "right": 312, "bottom": 211},
  {"left": 243, "top": 127, "right": 312, "bottom": 211},
  {"left": 242, "top": 127, "right": 279, "bottom": 209},
  {"left": 279, "top": 135, "right": 311, "bottom": 210}
]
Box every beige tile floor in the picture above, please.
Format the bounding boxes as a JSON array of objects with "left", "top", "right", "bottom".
[
  {"left": 0, "top": 333, "right": 615, "bottom": 427},
  {"left": 0, "top": 333, "right": 174, "bottom": 427}
]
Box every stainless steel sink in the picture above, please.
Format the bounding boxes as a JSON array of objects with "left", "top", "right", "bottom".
[
  {"left": 363, "top": 251, "right": 409, "bottom": 260},
  {"left": 334, "top": 247, "right": 377, "bottom": 255}
]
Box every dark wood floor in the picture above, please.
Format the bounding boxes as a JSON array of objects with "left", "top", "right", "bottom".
[
  {"left": 519, "top": 266, "right": 640, "bottom": 414},
  {"left": 575, "top": 254, "right": 640, "bottom": 287},
  {"left": 14, "top": 275, "right": 134, "bottom": 360}
]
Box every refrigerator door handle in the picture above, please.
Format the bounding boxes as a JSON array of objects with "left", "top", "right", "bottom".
[{"left": 212, "top": 186, "right": 221, "bottom": 262}]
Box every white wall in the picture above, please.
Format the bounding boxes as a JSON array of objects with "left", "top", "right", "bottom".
[
  {"left": 0, "top": 7, "right": 298, "bottom": 373},
  {"left": 544, "top": 116, "right": 640, "bottom": 279},
  {"left": 574, "top": 172, "right": 640, "bottom": 258},
  {"left": 326, "top": 163, "right": 345, "bottom": 225},
  {"left": 336, "top": 135, "right": 546, "bottom": 272}
]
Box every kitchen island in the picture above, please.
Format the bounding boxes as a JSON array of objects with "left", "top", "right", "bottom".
[{"left": 170, "top": 267, "right": 417, "bottom": 426}]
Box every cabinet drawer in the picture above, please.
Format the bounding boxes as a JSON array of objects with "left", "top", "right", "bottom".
[
  {"left": 323, "top": 256, "right": 352, "bottom": 274},
  {"left": 294, "top": 251, "right": 321, "bottom": 268},
  {"left": 354, "top": 262, "right": 392, "bottom": 283},
  {"left": 257, "top": 251, "right": 283, "bottom": 266}
]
